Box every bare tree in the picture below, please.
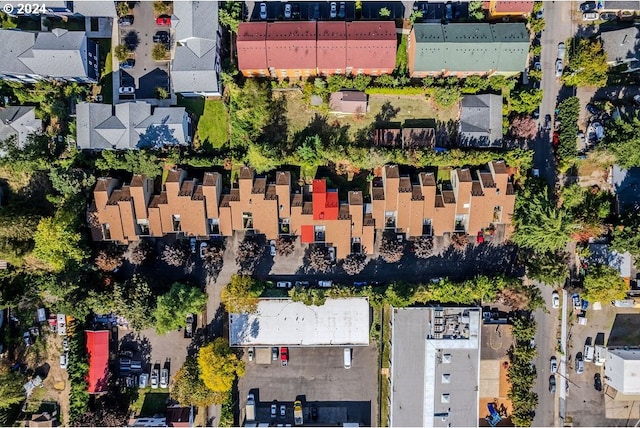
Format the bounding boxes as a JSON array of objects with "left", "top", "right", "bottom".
[
  {"left": 276, "top": 236, "right": 295, "bottom": 257},
  {"left": 413, "top": 237, "right": 434, "bottom": 259},
  {"left": 95, "top": 245, "right": 124, "bottom": 271},
  {"left": 509, "top": 115, "right": 538, "bottom": 140},
  {"left": 203, "top": 244, "right": 225, "bottom": 279},
  {"left": 450, "top": 233, "right": 469, "bottom": 251},
  {"left": 342, "top": 253, "right": 368, "bottom": 275},
  {"left": 307, "top": 246, "right": 332, "bottom": 273},
  {"left": 162, "top": 242, "right": 189, "bottom": 267},
  {"left": 379, "top": 234, "right": 403, "bottom": 263},
  {"left": 125, "top": 240, "right": 154, "bottom": 265},
  {"left": 236, "top": 237, "right": 264, "bottom": 275}
]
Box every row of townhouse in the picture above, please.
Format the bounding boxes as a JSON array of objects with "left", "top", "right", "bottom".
[
  {"left": 90, "top": 162, "right": 515, "bottom": 259},
  {"left": 236, "top": 21, "right": 529, "bottom": 79}
]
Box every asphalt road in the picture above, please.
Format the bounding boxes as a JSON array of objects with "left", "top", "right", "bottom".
[
  {"left": 532, "top": 281, "right": 561, "bottom": 427},
  {"left": 533, "top": 0, "right": 574, "bottom": 189}
]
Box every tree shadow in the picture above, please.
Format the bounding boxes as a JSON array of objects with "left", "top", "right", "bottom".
[
  {"left": 435, "top": 119, "right": 459, "bottom": 148},
  {"left": 123, "top": 31, "right": 139, "bottom": 51},
  {"left": 375, "top": 101, "right": 401, "bottom": 124},
  {"left": 261, "top": 95, "right": 289, "bottom": 150},
  {"left": 291, "top": 113, "right": 351, "bottom": 150}
]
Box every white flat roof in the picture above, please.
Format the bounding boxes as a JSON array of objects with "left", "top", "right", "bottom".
[
  {"left": 605, "top": 349, "right": 640, "bottom": 394},
  {"left": 229, "top": 298, "right": 370, "bottom": 346}
]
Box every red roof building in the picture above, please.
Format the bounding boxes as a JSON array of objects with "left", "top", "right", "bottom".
[
  {"left": 86, "top": 330, "right": 109, "bottom": 394},
  {"left": 236, "top": 21, "right": 397, "bottom": 78},
  {"left": 317, "top": 22, "right": 348, "bottom": 75},
  {"left": 487, "top": 0, "right": 534, "bottom": 17},
  {"left": 237, "top": 22, "right": 268, "bottom": 76},
  {"left": 346, "top": 21, "right": 396, "bottom": 75},
  {"left": 266, "top": 22, "right": 317, "bottom": 78}
]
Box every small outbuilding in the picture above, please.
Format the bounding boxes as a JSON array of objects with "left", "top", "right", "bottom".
[{"left": 329, "top": 91, "right": 368, "bottom": 115}]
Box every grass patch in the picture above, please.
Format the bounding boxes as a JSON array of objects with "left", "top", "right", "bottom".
[
  {"left": 395, "top": 34, "right": 408, "bottom": 72},
  {"left": 131, "top": 389, "right": 169, "bottom": 417},
  {"left": 437, "top": 166, "right": 451, "bottom": 183},
  {"left": 96, "top": 39, "right": 113, "bottom": 104},
  {"left": 177, "top": 95, "right": 205, "bottom": 116},
  {"left": 381, "top": 305, "right": 391, "bottom": 368},
  {"left": 380, "top": 374, "right": 390, "bottom": 427},
  {"left": 197, "top": 100, "right": 229, "bottom": 149}
]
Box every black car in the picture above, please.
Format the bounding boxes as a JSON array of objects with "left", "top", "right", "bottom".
[
  {"left": 549, "top": 375, "right": 556, "bottom": 394},
  {"left": 579, "top": 1, "right": 596, "bottom": 12},
  {"left": 544, "top": 114, "right": 552, "bottom": 130},
  {"left": 586, "top": 103, "right": 601, "bottom": 115},
  {"left": 311, "top": 406, "right": 318, "bottom": 421},
  {"left": 153, "top": 31, "right": 170, "bottom": 44},
  {"left": 119, "top": 58, "right": 135, "bottom": 69},
  {"left": 118, "top": 15, "right": 134, "bottom": 26},
  {"left": 594, "top": 373, "right": 602, "bottom": 391}
]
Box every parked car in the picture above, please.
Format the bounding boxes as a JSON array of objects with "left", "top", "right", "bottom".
[
  {"left": 576, "top": 353, "right": 584, "bottom": 374},
  {"left": 280, "top": 404, "right": 286, "bottom": 418},
  {"left": 552, "top": 291, "right": 560, "bottom": 309},
  {"left": 271, "top": 401, "right": 277, "bottom": 419},
  {"left": 118, "top": 15, "right": 134, "bottom": 26},
  {"left": 476, "top": 231, "right": 484, "bottom": 244},
  {"left": 633, "top": 94, "right": 640, "bottom": 106},
  {"left": 119, "top": 58, "right": 135, "bottom": 69},
  {"left": 260, "top": 2, "right": 267, "bottom": 19},
  {"left": 60, "top": 353, "right": 68, "bottom": 369},
  {"left": 151, "top": 369, "right": 159, "bottom": 389},
  {"left": 295, "top": 281, "right": 310, "bottom": 287},
  {"left": 318, "top": 280, "right": 333, "bottom": 288},
  {"left": 544, "top": 114, "right": 552, "bottom": 130},
  {"left": 338, "top": 1, "right": 345, "bottom": 18},
  {"left": 311, "top": 406, "right": 318, "bottom": 421},
  {"left": 586, "top": 103, "right": 601, "bottom": 115},
  {"left": 536, "top": 7, "right": 543, "bottom": 19},
  {"left": 330, "top": 1, "right": 337, "bottom": 18},
  {"left": 248, "top": 347, "right": 254, "bottom": 361},
  {"left": 62, "top": 337, "right": 69, "bottom": 352},
  {"left": 583, "top": 11, "right": 598, "bottom": 20},
  {"left": 190, "top": 237, "right": 197, "bottom": 254},
  {"left": 328, "top": 246, "right": 335, "bottom": 262},
  {"left": 579, "top": 1, "right": 596, "bottom": 12},
  {"left": 445, "top": 2, "right": 453, "bottom": 20},
  {"left": 281, "top": 347, "right": 288, "bottom": 366},
  {"left": 277, "top": 281, "right": 292, "bottom": 288},
  {"left": 600, "top": 12, "right": 618, "bottom": 21},
  {"left": 270, "top": 240, "right": 276, "bottom": 256},
  {"left": 594, "top": 373, "right": 602, "bottom": 391},
  {"left": 199, "top": 242, "right": 208, "bottom": 258},
  {"left": 555, "top": 59, "right": 564, "bottom": 77},
  {"left": 160, "top": 368, "right": 169, "bottom": 388},
  {"left": 553, "top": 132, "right": 559, "bottom": 146},
  {"left": 153, "top": 31, "right": 170, "bottom": 44},
  {"left": 284, "top": 3, "right": 291, "bottom": 18},
  {"left": 557, "top": 42, "right": 566, "bottom": 60},
  {"left": 272, "top": 347, "right": 278, "bottom": 360},
  {"left": 119, "top": 86, "right": 135, "bottom": 94},
  {"left": 139, "top": 373, "right": 148, "bottom": 388},
  {"left": 185, "top": 314, "right": 194, "bottom": 337},
  {"left": 550, "top": 356, "right": 558, "bottom": 374},
  {"left": 549, "top": 375, "right": 556, "bottom": 394},
  {"left": 156, "top": 15, "right": 171, "bottom": 26}
]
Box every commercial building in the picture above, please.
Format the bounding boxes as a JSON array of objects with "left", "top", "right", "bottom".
[
  {"left": 229, "top": 298, "right": 370, "bottom": 347},
  {"left": 604, "top": 348, "right": 640, "bottom": 396},
  {"left": 237, "top": 21, "right": 396, "bottom": 78},
  {"left": 407, "top": 23, "right": 529, "bottom": 78},
  {"left": 89, "top": 162, "right": 515, "bottom": 259},
  {"left": 86, "top": 330, "right": 109, "bottom": 394},
  {"left": 388, "top": 307, "right": 482, "bottom": 427}
]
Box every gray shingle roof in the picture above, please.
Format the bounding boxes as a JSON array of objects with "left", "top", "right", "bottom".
[
  {"left": 0, "top": 30, "right": 37, "bottom": 75},
  {"left": 0, "top": 106, "right": 41, "bottom": 148},
  {"left": 600, "top": 25, "right": 640, "bottom": 68},
  {"left": 170, "top": 1, "right": 220, "bottom": 95},
  {"left": 71, "top": 1, "right": 117, "bottom": 17},
  {"left": 459, "top": 94, "right": 503, "bottom": 147},
  {"left": 411, "top": 23, "right": 529, "bottom": 73},
  {"left": 76, "top": 102, "right": 190, "bottom": 150}
]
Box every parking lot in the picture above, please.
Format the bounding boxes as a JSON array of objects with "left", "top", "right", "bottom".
[
  {"left": 249, "top": 1, "right": 355, "bottom": 21},
  {"left": 238, "top": 345, "right": 378, "bottom": 426},
  {"left": 117, "top": 1, "right": 170, "bottom": 100}
]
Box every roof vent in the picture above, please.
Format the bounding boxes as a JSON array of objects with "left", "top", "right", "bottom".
[
  {"left": 441, "top": 394, "right": 450, "bottom": 403},
  {"left": 442, "top": 374, "right": 451, "bottom": 384},
  {"left": 443, "top": 353, "right": 452, "bottom": 363}
]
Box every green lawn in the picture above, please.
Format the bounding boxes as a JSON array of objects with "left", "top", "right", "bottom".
[
  {"left": 96, "top": 39, "right": 113, "bottom": 104},
  {"left": 130, "top": 389, "right": 169, "bottom": 417},
  {"left": 178, "top": 97, "right": 228, "bottom": 150}
]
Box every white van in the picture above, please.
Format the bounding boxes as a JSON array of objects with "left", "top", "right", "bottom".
[
  {"left": 344, "top": 348, "right": 351, "bottom": 369},
  {"left": 584, "top": 345, "right": 594, "bottom": 362}
]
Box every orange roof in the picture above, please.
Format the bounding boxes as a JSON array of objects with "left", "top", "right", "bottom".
[
  {"left": 493, "top": 0, "right": 534, "bottom": 13},
  {"left": 301, "top": 225, "right": 314, "bottom": 243},
  {"left": 266, "top": 22, "right": 317, "bottom": 70},
  {"left": 237, "top": 22, "right": 268, "bottom": 70},
  {"left": 345, "top": 21, "right": 397, "bottom": 70},
  {"left": 86, "top": 330, "right": 109, "bottom": 394},
  {"left": 317, "top": 21, "right": 347, "bottom": 70}
]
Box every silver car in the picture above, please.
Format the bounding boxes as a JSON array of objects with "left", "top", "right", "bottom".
[
  {"left": 160, "top": 368, "right": 169, "bottom": 388},
  {"left": 557, "top": 42, "right": 566, "bottom": 60},
  {"left": 555, "top": 59, "right": 563, "bottom": 77}
]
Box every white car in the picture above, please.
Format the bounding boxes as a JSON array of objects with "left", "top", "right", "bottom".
[
  {"left": 248, "top": 347, "right": 254, "bottom": 361},
  {"left": 260, "top": 2, "right": 267, "bottom": 19},
  {"left": 550, "top": 356, "right": 558, "bottom": 373},
  {"left": 139, "top": 373, "right": 149, "bottom": 388},
  {"left": 557, "top": 42, "right": 566, "bottom": 60},
  {"left": 552, "top": 291, "right": 560, "bottom": 309},
  {"left": 328, "top": 247, "right": 335, "bottom": 262},
  {"left": 284, "top": 3, "right": 291, "bottom": 18},
  {"left": 151, "top": 369, "right": 159, "bottom": 389},
  {"left": 318, "top": 280, "right": 333, "bottom": 288},
  {"left": 62, "top": 337, "right": 69, "bottom": 352},
  {"left": 555, "top": 59, "right": 563, "bottom": 77},
  {"left": 60, "top": 353, "right": 68, "bottom": 370},
  {"left": 330, "top": 2, "right": 337, "bottom": 18},
  {"left": 199, "top": 242, "right": 208, "bottom": 258},
  {"left": 119, "top": 86, "right": 135, "bottom": 94},
  {"left": 160, "top": 368, "right": 169, "bottom": 388},
  {"left": 277, "top": 281, "right": 292, "bottom": 288},
  {"left": 270, "top": 240, "right": 276, "bottom": 256},
  {"left": 583, "top": 11, "right": 598, "bottom": 20}
]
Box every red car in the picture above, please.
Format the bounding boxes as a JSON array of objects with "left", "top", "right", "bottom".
[
  {"left": 552, "top": 131, "right": 559, "bottom": 146},
  {"left": 156, "top": 15, "right": 171, "bottom": 26},
  {"left": 476, "top": 231, "right": 484, "bottom": 244},
  {"left": 280, "top": 347, "right": 288, "bottom": 366}
]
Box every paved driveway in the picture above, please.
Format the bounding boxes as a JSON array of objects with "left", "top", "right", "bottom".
[{"left": 118, "top": 1, "right": 170, "bottom": 100}]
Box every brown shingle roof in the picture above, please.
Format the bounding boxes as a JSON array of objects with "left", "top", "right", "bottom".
[
  {"left": 220, "top": 194, "right": 231, "bottom": 207},
  {"left": 420, "top": 172, "right": 436, "bottom": 186},
  {"left": 265, "top": 184, "right": 277, "bottom": 200},
  {"left": 178, "top": 180, "right": 195, "bottom": 197},
  {"left": 471, "top": 181, "right": 484, "bottom": 196},
  {"left": 479, "top": 171, "right": 496, "bottom": 188},
  {"left": 130, "top": 175, "right": 144, "bottom": 187},
  {"left": 399, "top": 177, "right": 412, "bottom": 193},
  {"left": 166, "top": 170, "right": 181, "bottom": 182},
  {"left": 317, "top": 21, "right": 347, "bottom": 70},
  {"left": 252, "top": 177, "right": 266, "bottom": 194},
  {"left": 372, "top": 187, "right": 385, "bottom": 200},
  {"left": 107, "top": 187, "right": 132, "bottom": 205},
  {"left": 276, "top": 171, "right": 291, "bottom": 186},
  {"left": 292, "top": 193, "right": 303, "bottom": 207},
  {"left": 266, "top": 22, "right": 317, "bottom": 70},
  {"left": 506, "top": 182, "right": 515, "bottom": 195},
  {"left": 345, "top": 21, "right": 397, "bottom": 70},
  {"left": 364, "top": 213, "right": 375, "bottom": 226},
  {"left": 329, "top": 91, "right": 368, "bottom": 114},
  {"left": 229, "top": 189, "right": 240, "bottom": 201},
  {"left": 384, "top": 165, "right": 400, "bottom": 179},
  {"left": 94, "top": 177, "right": 110, "bottom": 192},
  {"left": 203, "top": 172, "right": 219, "bottom": 186},
  {"left": 338, "top": 204, "right": 351, "bottom": 219},
  {"left": 348, "top": 191, "right": 363, "bottom": 205},
  {"left": 456, "top": 169, "right": 472, "bottom": 182},
  {"left": 442, "top": 190, "right": 456, "bottom": 204},
  {"left": 492, "top": 160, "right": 508, "bottom": 174},
  {"left": 239, "top": 167, "right": 253, "bottom": 180},
  {"left": 192, "top": 184, "right": 204, "bottom": 201},
  {"left": 373, "top": 128, "right": 402, "bottom": 146},
  {"left": 302, "top": 201, "right": 313, "bottom": 215},
  {"left": 149, "top": 192, "right": 167, "bottom": 208},
  {"left": 412, "top": 185, "right": 424, "bottom": 201},
  {"left": 435, "top": 194, "right": 445, "bottom": 208}
]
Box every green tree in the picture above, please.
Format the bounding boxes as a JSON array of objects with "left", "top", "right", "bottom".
[
  {"left": 228, "top": 79, "right": 272, "bottom": 147},
  {"left": 221, "top": 275, "right": 265, "bottom": 313},
  {"left": 529, "top": 16, "right": 545, "bottom": 34},
  {"left": 563, "top": 38, "right": 608, "bottom": 88},
  {"left": 219, "top": 1, "right": 242, "bottom": 33},
  {"left": 432, "top": 86, "right": 461, "bottom": 108},
  {"left": 172, "top": 357, "right": 224, "bottom": 406},
  {"left": 151, "top": 43, "right": 168, "bottom": 61},
  {"left": 198, "top": 338, "right": 245, "bottom": 393},
  {"left": 156, "top": 87, "right": 169, "bottom": 99},
  {"left": 154, "top": 283, "right": 207, "bottom": 334},
  {"left": 468, "top": 0, "right": 485, "bottom": 20},
  {"left": 556, "top": 97, "right": 580, "bottom": 167},
  {"left": 510, "top": 89, "right": 543, "bottom": 115},
  {"left": 374, "top": 74, "right": 397, "bottom": 88},
  {"left": 33, "top": 215, "right": 86, "bottom": 271},
  {"left": 583, "top": 264, "right": 628, "bottom": 302},
  {"left": 523, "top": 250, "right": 569, "bottom": 286},
  {"left": 113, "top": 44, "right": 130, "bottom": 62},
  {"left": 603, "top": 117, "right": 640, "bottom": 169},
  {"left": 352, "top": 74, "right": 372, "bottom": 91},
  {"left": 49, "top": 167, "right": 95, "bottom": 200},
  {"left": 379, "top": 7, "right": 391, "bottom": 17},
  {"left": 461, "top": 75, "right": 489, "bottom": 94},
  {"left": 116, "top": 2, "right": 130, "bottom": 16},
  {"left": 153, "top": 1, "right": 169, "bottom": 15},
  {"left": 0, "top": 364, "right": 25, "bottom": 409},
  {"left": 409, "top": 10, "right": 423, "bottom": 24},
  {"left": 511, "top": 316, "right": 537, "bottom": 341},
  {"left": 611, "top": 211, "right": 640, "bottom": 259}
]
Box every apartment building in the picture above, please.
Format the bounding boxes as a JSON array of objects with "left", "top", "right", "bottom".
[
  {"left": 237, "top": 21, "right": 396, "bottom": 78},
  {"left": 90, "top": 162, "right": 515, "bottom": 259},
  {"left": 485, "top": 0, "right": 534, "bottom": 19}
]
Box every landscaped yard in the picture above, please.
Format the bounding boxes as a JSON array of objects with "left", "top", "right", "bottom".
[
  {"left": 279, "top": 91, "right": 459, "bottom": 142},
  {"left": 178, "top": 97, "right": 228, "bottom": 149},
  {"left": 130, "top": 389, "right": 169, "bottom": 417}
]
